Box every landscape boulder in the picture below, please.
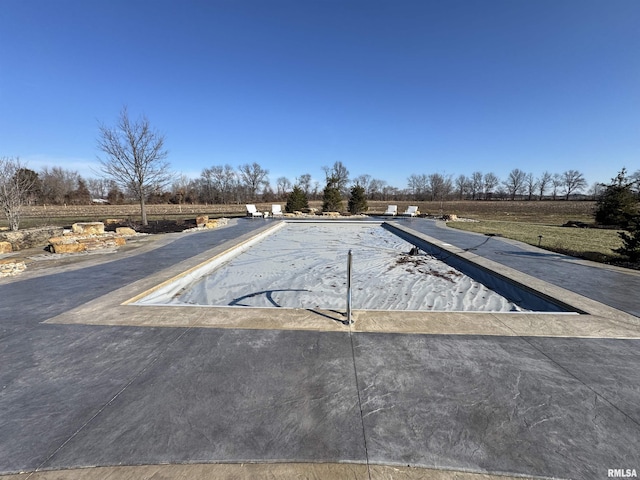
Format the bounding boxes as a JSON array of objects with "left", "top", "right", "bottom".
[
  {"left": 205, "top": 219, "right": 230, "bottom": 229},
  {"left": 0, "top": 226, "right": 64, "bottom": 251},
  {"left": 48, "top": 232, "right": 126, "bottom": 254},
  {"left": 48, "top": 237, "right": 88, "bottom": 254},
  {"left": 196, "top": 215, "right": 209, "bottom": 227},
  {"left": 443, "top": 214, "right": 458, "bottom": 221},
  {"left": 0, "top": 258, "right": 26, "bottom": 277},
  {"left": 71, "top": 222, "right": 105, "bottom": 235},
  {"left": 0, "top": 241, "right": 12, "bottom": 254},
  {"left": 115, "top": 227, "right": 137, "bottom": 236}
]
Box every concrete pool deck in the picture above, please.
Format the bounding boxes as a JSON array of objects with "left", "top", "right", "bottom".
[{"left": 1, "top": 217, "right": 639, "bottom": 479}]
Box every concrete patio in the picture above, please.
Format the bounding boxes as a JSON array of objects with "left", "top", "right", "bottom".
[{"left": 0, "top": 218, "right": 638, "bottom": 480}]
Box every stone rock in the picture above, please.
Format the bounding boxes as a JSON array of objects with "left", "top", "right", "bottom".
[
  {"left": 50, "top": 241, "right": 87, "bottom": 254},
  {"left": 115, "top": 227, "right": 137, "bottom": 236},
  {"left": 0, "top": 258, "right": 26, "bottom": 277},
  {"left": 0, "top": 241, "right": 12, "bottom": 254},
  {"left": 211, "top": 217, "right": 228, "bottom": 228},
  {"left": 0, "top": 226, "right": 64, "bottom": 251},
  {"left": 443, "top": 214, "right": 458, "bottom": 221},
  {"left": 48, "top": 232, "right": 126, "bottom": 254},
  {"left": 71, "top": 222, "right": 105, "bottom": 235},
  {"left": 104, "top": 218, "right": 124, "bottom": 225},
  {"left": 196, "top": 215, "right": 209, "bottom": 227}
]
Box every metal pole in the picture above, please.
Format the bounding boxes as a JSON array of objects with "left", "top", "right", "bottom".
[{"left": 346, "top": 249, "right": 353, "bottom": 324}]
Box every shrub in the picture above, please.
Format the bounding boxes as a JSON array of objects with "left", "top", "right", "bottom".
[
  {"left": 348, "top": 184, "right": 368, "bottom": 214},
  {"left": 285, "top": 185, "right": 309, "bottom": 213},
  {"left": 614, "top": 215, "right": 640, "bottom": 262},
  {"left": 322, "top": 176, "right": 343, "bottom": 212},
  {"left": 594, "top": 169, "right": 639, "bottom": 228}
]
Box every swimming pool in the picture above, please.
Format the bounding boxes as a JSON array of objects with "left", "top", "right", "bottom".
[{"left": 134, "top": 221, "right": 575, "bottom": 313}]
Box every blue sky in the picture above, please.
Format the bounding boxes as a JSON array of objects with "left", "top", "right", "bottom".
[{"left": 1, "top": 0, "right": 639, "bottom": 191}]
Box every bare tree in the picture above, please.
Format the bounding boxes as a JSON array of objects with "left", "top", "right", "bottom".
[
  {"left": 171, "top": 174, "right": 192, "bottom": 206},
  {"left": 428, "top": 173, "right": 453, "bottom": 201},
  {"left": 483, "top": 172, "right": 500, "bottom": 199},
  {"left": 561, "top": 169, "right": 588, "bottom": 200},
  {"left": 381, "top": 185, "right": 399, "bottom": 201},
  {"left": 470, "top": 171, "right": 483, "bottom": 200},
  {"left": 97, "top": 107, "right": 171, "bottom": 225},
  {"left": 503, "top": 169, "right": 527, "bottom": 200},
  {"left": 40, "top": 166, "right": 81, "bottom": 204},
  {"left": 202, "top": 164, "right": 238, "bottom": 204},
  {"left": 455, "top": 174, "right": 470, "bottom": 200},
  {"left": 0, "top": 156, "right": 37, "bottom": 231},
  {"left": 296, "top": 174, "right": 312, "bottom": 196},
  {"left": 551, "top": 174, "right": 562, "bottom": 200},
  {"left": 368, "top": 178, "right": 387, "bottom": 200},
  {"left": 524, "top": 173, "right": 538, "bottom": 201},
  {"left": 353, "top": 174, "right": 372, "bottom": 192},
  {"left": 238, "top": 162, "right": 269, "bottom": 201},
  {"left": 537, "top": 171, "right": 552, "bottom": 200},
  {"left": 87, "top": 178, "right": 111, "bottom": 200},
  {"left": 322, "top": 161, "right": 350, "bottom": 195},
  {"left": 588, "top": 181, "right": 604, "bottom": 200},
  {"left": 276, "top": 176, "right": 292, "bottom": 199},
  {"left": 407, "top": 173, "right": 428, "bottom": 200}
]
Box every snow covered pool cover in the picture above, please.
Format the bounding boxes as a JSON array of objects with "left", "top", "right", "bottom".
[{"left": 134, "top": 222, "right": 547, "bottom": 312}]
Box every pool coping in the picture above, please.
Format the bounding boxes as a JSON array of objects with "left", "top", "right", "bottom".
[
  {"left": 0, "top": 462, "right": 558, "bottom": 480},
  {"left": 44, "top": 220, "right": 640, "bottom": 339}
]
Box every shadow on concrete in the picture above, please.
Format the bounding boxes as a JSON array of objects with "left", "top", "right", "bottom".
[
  {"left": 229, "top": 289, "right": 311, "bottom": 307},
  {"left": 307, "top": 309, "right": 350, "bottom": 325},
  {"left": 495, "top": 250, "right": 570, "bottom": 260}
]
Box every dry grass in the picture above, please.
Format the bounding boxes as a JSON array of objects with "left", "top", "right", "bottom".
[
  {"left": 447, "top": 220, "right": 623, "bottom": 263},
  {"left": 368, "top": 200, "right": 596, "bottom": 224}
]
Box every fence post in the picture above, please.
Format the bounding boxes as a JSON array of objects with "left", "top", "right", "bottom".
[{"left": 346, "top": 249, "right": 353, "bottom": 324}]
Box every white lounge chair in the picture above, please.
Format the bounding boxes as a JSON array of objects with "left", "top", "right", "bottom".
[
  {"left": 382, "top": 205, "right": 397, "bottom": 216},
  {"left": 246, "top": 204, "right": 263, "bottom": 217},
  {"left": 401, "top": 205, "right": 419, "bottom": 217},
  {"left": 271, "top": 204, "right": 283, "bottom": 217}
]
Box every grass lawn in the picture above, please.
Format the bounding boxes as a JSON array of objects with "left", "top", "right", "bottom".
[{"left": 447, "top": 220, "right": 624, "bottom": 263}]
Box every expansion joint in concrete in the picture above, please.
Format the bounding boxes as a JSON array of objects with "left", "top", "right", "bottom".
[
  {"left": 349, "top": 325, "right": 372, "bottom": 480},
  {"left": 492, "top": 314, "right": 640, "bottom": 428},
  {"left": 30, "top": 326, "right": 194, "bottom": 476}
]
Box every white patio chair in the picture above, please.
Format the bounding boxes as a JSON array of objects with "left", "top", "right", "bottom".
[
  {"left": 246, "top": 204, "right": 263, "bottom": 217},
  {"left": 382, "top": 205, "right": 397, "bottom": 216},
  {"left": 401, "top": 205, "right": 419, "bottom": 217},
  {"left": 271, "top": 204, "right": 284, "bottom": 216}
]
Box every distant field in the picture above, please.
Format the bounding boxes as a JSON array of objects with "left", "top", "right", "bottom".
[
  {"left": 7, "top": 200, "right": 596, "bottom": 226},
  {"left": 2, "top": 199, "right": 630, "bottom": 267}
]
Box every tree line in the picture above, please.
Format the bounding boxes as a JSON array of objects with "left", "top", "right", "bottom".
[
  {"left": 2, "top": 107, "right": 638, "bottom": 231},
  {"left": 0, "top": 160, "right": 611, "bottom": 211}
]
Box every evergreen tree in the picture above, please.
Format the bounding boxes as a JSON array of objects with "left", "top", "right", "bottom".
[
  {"left": 285, "top": 185, "right": 309, "bottom": 213},
  {"left": 594, "top": 169, "right": 639, "bottom": 228},
  {"left": 322, "top": 176, "right": 343, "bottom": 212},
  {"left": 348, "top": 184, "right": 368, "bottom": 214},
  {"left": 614, "top": 215, "right": 640, "bottom": 262}
]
